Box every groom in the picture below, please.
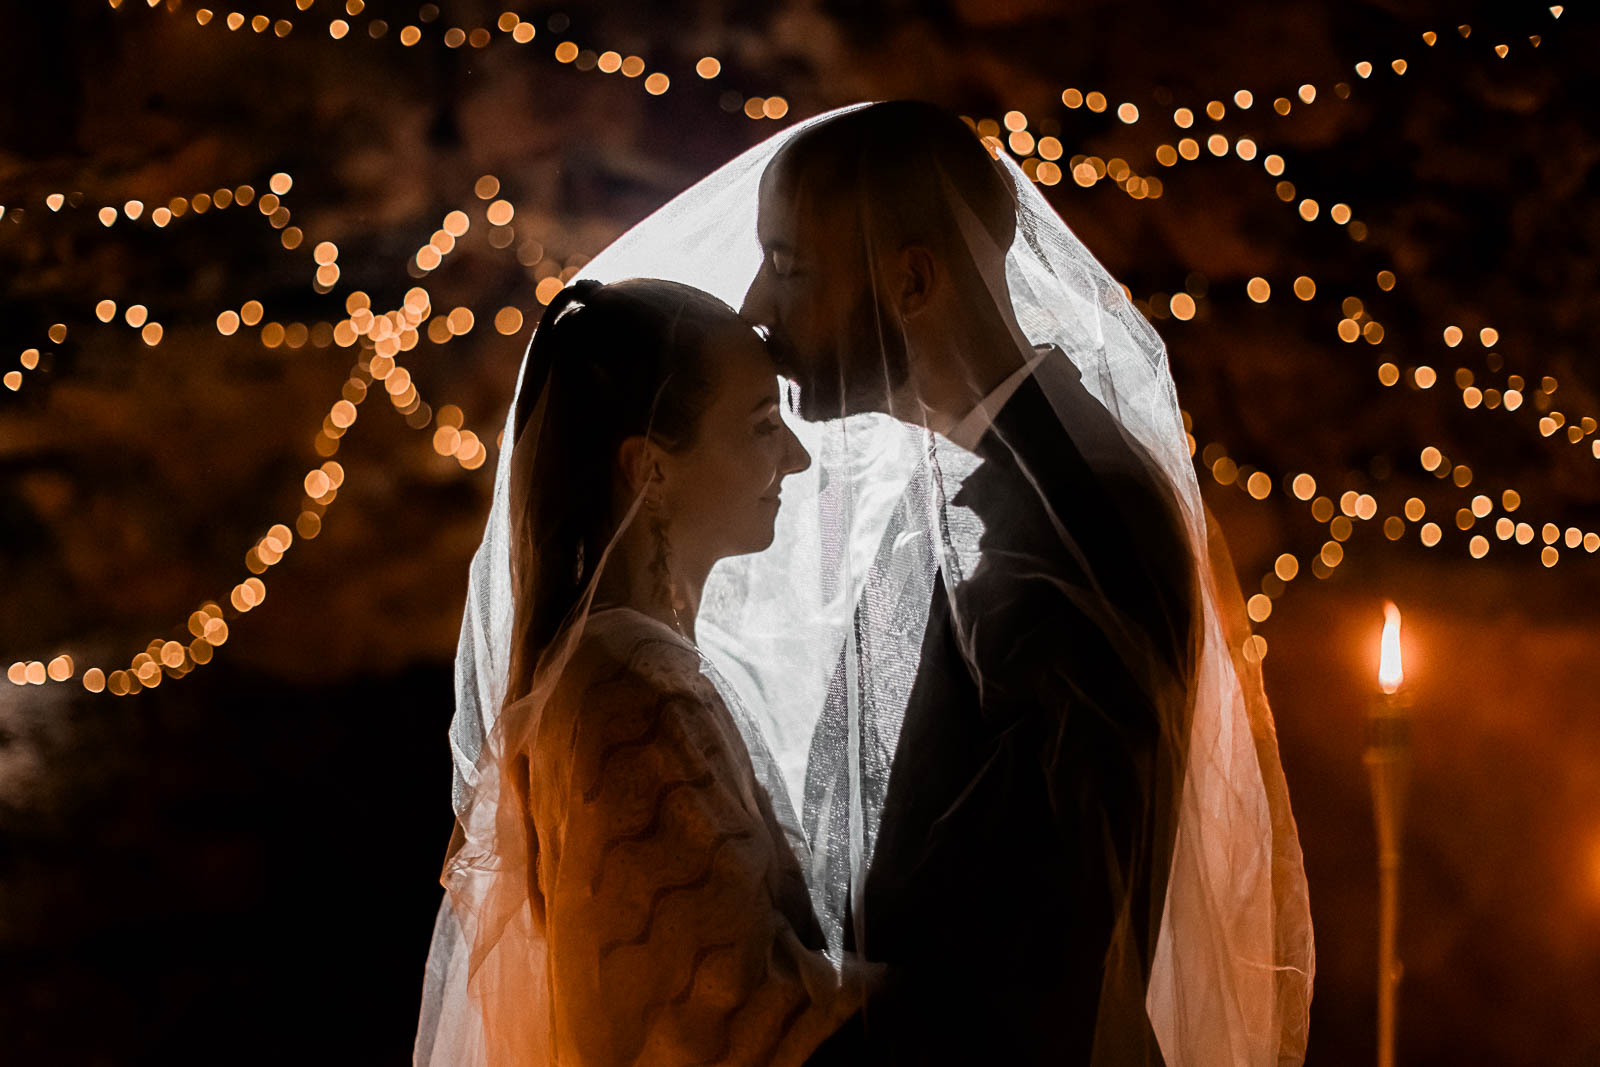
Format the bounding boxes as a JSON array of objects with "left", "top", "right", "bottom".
[{"left": 742, "top": 102, "right": 1198, "bottom": 1064}]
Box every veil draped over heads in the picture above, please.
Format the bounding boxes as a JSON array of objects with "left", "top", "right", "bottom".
[{"left": 418, "top": 102, "right": 1312, "bottom": 1066}]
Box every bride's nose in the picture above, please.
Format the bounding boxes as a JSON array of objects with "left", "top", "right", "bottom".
[{"left": 779, "top": 422, "right": 811, "bottom": 477}]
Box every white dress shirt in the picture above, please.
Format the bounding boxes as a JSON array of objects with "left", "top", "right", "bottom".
[{"left": 944, "top": 346, "right": 1052, "bottom": 453}]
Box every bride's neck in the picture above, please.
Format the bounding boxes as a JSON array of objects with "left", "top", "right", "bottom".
[{"left": 594, "top": 521, "right": 709, "bottom": 643}]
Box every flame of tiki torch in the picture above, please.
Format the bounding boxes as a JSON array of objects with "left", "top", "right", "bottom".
[{"left": 1378, "top": 601, "right": 1404, "bottom": 694}]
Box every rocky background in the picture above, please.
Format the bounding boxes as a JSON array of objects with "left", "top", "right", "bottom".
[{"left": 2, "top": 1, "right": 1598, "bottom": 1063}]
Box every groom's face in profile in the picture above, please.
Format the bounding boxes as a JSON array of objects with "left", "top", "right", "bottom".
[{"left": 743, "top": 151, "right": 910, "bottom": 421}]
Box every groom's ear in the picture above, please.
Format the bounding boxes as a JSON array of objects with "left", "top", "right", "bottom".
[{"left": 895, "top": 244, "right": 937, "bottom": 320}]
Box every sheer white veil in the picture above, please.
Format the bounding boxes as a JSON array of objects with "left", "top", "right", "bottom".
[{"left": 417, "top": 102, "right": 1313, "bottom": 1066}]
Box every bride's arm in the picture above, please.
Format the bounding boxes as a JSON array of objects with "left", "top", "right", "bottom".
[{"left": 546, "top": 669, "right": 866, "bottom": 1067}]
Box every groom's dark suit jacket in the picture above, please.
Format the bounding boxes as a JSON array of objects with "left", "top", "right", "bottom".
[{"left": 808, "top": 369, "right": 1197, "bottom": 1065}]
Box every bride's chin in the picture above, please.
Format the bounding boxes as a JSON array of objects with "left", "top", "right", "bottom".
[{"left": 740, "top": 525, "right": 778, "bottom": 556}]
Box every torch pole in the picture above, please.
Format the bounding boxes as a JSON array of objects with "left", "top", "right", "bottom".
[{"left": 1365, "top": 688, "right": 1411, "bottom": 1067}]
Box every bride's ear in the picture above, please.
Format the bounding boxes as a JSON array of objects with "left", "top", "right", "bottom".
[{"left": 616, "top": 434, "right": 667, "bottom": 501}]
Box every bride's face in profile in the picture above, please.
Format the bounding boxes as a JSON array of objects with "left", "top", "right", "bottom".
[{"left": 656, "top": 326, "right": 812, "bottom": 559}]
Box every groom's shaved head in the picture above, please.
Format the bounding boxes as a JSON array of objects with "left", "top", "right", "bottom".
[
  {"left": 770, "top": 100, "right": 1018, "bottom": 262},
  {"left": 745, "top": 101, "right": 1023, "bottom": 420}
]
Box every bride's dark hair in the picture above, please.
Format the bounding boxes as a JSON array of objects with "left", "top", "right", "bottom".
[{"left": 502, "top": 277, "right": 744, "bottom": 704}]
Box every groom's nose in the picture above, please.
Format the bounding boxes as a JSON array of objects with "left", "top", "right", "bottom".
[{"left": 740, "top": 266, "right": 775, "bottom": 326}]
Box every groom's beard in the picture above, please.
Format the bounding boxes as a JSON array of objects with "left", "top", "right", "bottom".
[{"left": 777, "top": 291, "right": 911, "bottom": 422}]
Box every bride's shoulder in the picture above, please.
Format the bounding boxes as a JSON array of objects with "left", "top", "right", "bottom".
[
  {"left": 580, "top": 608, "right": 714, "bottom": 697},
  {"left": 537, "top": 609, "right": 722, "bottom": 754}
]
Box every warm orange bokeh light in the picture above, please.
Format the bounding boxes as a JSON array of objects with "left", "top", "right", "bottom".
[{"left": 1378, "top": 601, "right": 1404, "bottom": 693}]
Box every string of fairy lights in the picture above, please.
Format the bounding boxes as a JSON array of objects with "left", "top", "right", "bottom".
[
  {"left": 106, "top": 0, "right": 683, "bottom": 100},
  {"left": 4, "top": 167, "right": 550, "bottom": 693},
  {"left": 2, "top": 4, "right": 1582, "bottom": 687},
  {"left": 1169, "top": 306, "right": 1597, "bottom": 652},
  {"left": 97, "top": 0, "right": 1563, "bottom": 138},
  {"left": 87, "top": 0, "right": 800, "bottom": 125},
  {"left": 1147, "top": 269, "right": 1600, "bottom": 466},
  {"left": 1189, "top": 349, "right": 1599, "bottom": 662},
  {"left": 6, "top": 175, "right": 301, "bottom": 393},
  {"left": 77, "top": 1, "right": 1557, "bottom": 219},
  {"left": 1189, "top": 421, "right": 1600, "bottom": 666}
]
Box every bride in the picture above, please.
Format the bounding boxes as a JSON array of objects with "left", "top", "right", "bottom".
[{"left": 419, "top": 277, "right": 869, "bottom": 1066}]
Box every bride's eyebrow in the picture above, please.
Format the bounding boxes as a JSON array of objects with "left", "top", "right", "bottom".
[{"left": 749, "top": 396, "right": 779, "bottom": 414}]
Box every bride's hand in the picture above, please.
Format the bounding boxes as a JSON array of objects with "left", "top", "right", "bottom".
[{"left": 834, "top": 953, "right": 889, "bottom": 1006}]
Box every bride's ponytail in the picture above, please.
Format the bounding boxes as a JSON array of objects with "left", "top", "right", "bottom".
[{"left": 509, "top": 278, "right": 603, "bottom": 446}]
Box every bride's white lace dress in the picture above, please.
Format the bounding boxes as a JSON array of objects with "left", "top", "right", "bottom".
[{"left": 518, "top": 608, "right": 861, "bottom": 1066}]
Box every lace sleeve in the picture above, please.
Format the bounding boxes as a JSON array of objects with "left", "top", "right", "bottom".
[{"left": 539, "top": 667, "right": 863, "bottom": 1067}]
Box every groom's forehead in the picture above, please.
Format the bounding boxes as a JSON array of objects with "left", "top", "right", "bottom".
[{"left": 758, "top": 157, "right": 858, "bottom": 248}]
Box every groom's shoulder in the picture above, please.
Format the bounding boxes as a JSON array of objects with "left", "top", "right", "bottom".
[
  {"left": 995, "top": 380, "right": 1184, "bottom": 534},
  {"left": 972, "top": 383, "right": 1195, "bottom": 622}
]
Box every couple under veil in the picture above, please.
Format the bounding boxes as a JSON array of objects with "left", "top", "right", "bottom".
[{"left": 415, "top": 101, "right": 1314, "bottom": 1066}]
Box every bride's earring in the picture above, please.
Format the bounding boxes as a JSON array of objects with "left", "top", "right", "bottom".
[{"left": 647, "top": 512, "right": 687, "bottom": 639}]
